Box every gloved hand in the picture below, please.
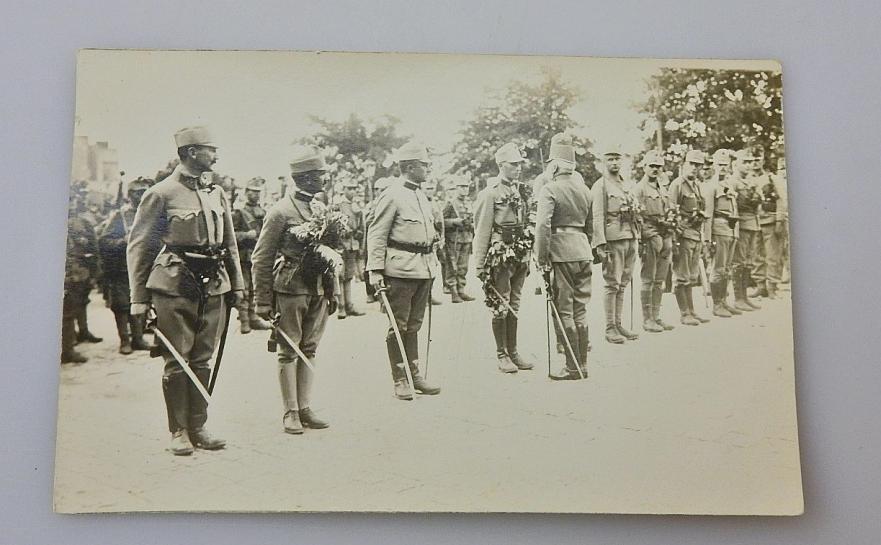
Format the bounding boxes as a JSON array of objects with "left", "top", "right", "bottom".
[
  {"left": 226, "top": 289, "right": 243, "bottom": 308},
  {"left": 256, "top": 305, "right": 273, "bottom": 321},
  {"left": 369, "top": 270, "right": 386, "bottom": 291},
  {"left": 594, "top": 243, "right": 609, "bottom": 262},
  {"left": 130, "top": 303, "right": 150, "bottom": 315},
  {"left": 327, "top": 298, "right": 338, "bottom": 315}
]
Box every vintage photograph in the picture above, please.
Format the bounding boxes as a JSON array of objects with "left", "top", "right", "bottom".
[{"left": 55, "top": 50, "right": 802, "bottom": 514}]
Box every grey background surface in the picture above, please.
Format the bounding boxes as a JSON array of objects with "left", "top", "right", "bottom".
[{"left": 1, "top": 0, "right": 879, "bottom": 543}]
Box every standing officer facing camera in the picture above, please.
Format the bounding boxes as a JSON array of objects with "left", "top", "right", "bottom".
[{"left": 127, "top": 126, "right": 244, "bottom": 456}]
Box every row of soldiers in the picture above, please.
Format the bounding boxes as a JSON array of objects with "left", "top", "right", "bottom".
[{"left": 64, "top": 125, "right": 788, "bottom": 455}]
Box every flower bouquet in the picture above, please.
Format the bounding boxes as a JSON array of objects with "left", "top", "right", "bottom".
[
  {"left": 287, "top": 200, "right": 351, "bottom": 296},
  {"left": 481, "top": 223, "right": 534, "bottom": 317}
]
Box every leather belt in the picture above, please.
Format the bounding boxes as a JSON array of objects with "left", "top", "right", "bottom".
[
  {"left": 387, "top": 239, "right": 433, "bottom": 254},
  {"left": 551, "top": 225, "right": 585, "bottom": 234}
]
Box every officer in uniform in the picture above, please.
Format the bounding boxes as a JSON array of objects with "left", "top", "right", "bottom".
[
  {"left": 473, "top": 142, "right": 534, "bottom": 373},
  {"left": 232, "top": 177, "right": 272, "bottom": 333},
  {"left": 366, "top": 141, "right": 441, "bottom": 400},
  {"left": 61, "top": 190, "right": 100, "bottom": 363},
  {"left": 127, "top": 126, "right": 243, "bottom": 455},
  {"left": 591, "top": 146, "right": 641, "bottom": 343},
  {"left": 98, "top": 177, "right": 152, "bottom": 354},
  {"left": 751, "top": 146, "right": 788, "bottom": 299},
  {"left": 703, "top": 149, "right": 742, "bottom": 318},
  {"left": 70, "top": 192, "right": 104, "bottom": 346},
  {"left": 634, "top": 150, "right": 676, "bottom": 333},
  {"left": 534, "top": 134, "right": 593, "bottom": 380},
  {"left": 252, "top": 145, "right": 337, "bottom": 434},
  {"left": 730, "top": 149, "right": 763, "bottom": 312},
  {"left": 335, "top": 178, "right": 367, "bottom": 318},
  {"left": 442, "top": 176, "right": 476, "bottom": 303},
  {"left": 669, "top": 150, "right": 711, "bottom": 326}
]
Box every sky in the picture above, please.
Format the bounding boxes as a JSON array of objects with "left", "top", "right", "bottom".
[{"left": 73, "top": 50, "right": 778, "bottom": 183}]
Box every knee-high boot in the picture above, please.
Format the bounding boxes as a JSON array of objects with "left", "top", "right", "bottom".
[
  {"left": 114, "top": 310, "right": 132, "bottom": 354},
  {"left": 493, "top": 316, "right": 517, "bottom": 372},
  {"left": 641, "top": 287, "right": 662, "bottom": 332},
  {"left": 604, "top": 292, "right": 625, "bottom": 344},
  {"left": 279, "top": 360, "right": 303, "bottom": 433}
]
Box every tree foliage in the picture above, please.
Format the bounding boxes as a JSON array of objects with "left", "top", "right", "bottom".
[
  {"left": 302, "top": 113, "right": 409, "bottom": 197},
  {"left": 450, "top": 67, "right": 600, "bottom": 187},
  {"left": 640, "top": 68, "right": 784, "bottom": 169}
]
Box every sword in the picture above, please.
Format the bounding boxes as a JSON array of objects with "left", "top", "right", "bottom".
[
  {"left": 534, "top": 264, "right": 584, "bottom": 380},
  {"left": 698, "top": 256, "right": 711, "bottom": 309},
  {"left": 377, "top": 285, "right": 416, "bottom": 391},
  {"left": 207, "top": 301, "right": 233, "bottom": 395},
  {"left": 424, "top": 279, "right": 434, "bottom": 379},
  {"left": 147, "top": 314, "right": 211, "bottom": 404},
  {"left": 269, "top": 313, "right": 316, "bottom": 373}
]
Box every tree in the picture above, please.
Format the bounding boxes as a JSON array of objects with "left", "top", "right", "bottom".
[
  {"left": 450, "top": 67, "right": 600, "bottom": 188},
  {"left": 301, "top": 114, "right": 409, "bottom": 200},
  {"left": 640, "top": 68, "right": 784, "bottom": 170}
]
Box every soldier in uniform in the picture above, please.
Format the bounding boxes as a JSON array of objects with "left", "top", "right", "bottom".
[
  {"left": 703, "top": 149, "right": 742, "bottom": 318},
  {"left": 751, "top": 146, "right": 788, "bottom": 299},
  {"left": 422, "top": 178, "right": 446, "bottom": 306},
  {"left": 232, "top": 177, "right": 272, "bottom": 333},
  {"left": 253, "top": 145, "right": 337, "bottom": 434},
  {"left": 366, "top": 141, "right": 442, "bottom": 400},
  {"left": 127, "top": 126, "right": 243, "bottom": 455},
  {"left": 534, "top": 134, "right": 593, "bottom": 380},
  {"left": 61, "top": 191, "right": 100, "bottom": 363},
  {"left": 730, "top": 149, "right": 763, "bottom": 312},
  {"left": 98, "top": 177, "right": 152, "bottom": 354},
  {"left": 70, "top": 192, "right": 104, "bottom": 346},
  {"left": 668, "top": 150, "right": 711, "bottom": 326},
  {"left": 591, "top": 146, "right": 641, "bottom": 344},
  {"left": 335, "top": 178, "right": 366, "bottom": 318},
  {"left": 473, "top": 142, "right": 534, "bottom": 373},
  {"left": 634, "top": 150, "right": 676, "bottom": 333},
  {"left": 442, "top": 176, "right": 476, "bottom": 303}
]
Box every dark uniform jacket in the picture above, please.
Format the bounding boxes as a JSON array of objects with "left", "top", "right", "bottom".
[
  {"left": 232, "top": 203, "right": 266, "bottom": 262},
  {"left": 127, "top": 164, "right": 244, "bottom": 305},
  {"left": 99, "top": 206, "right": 136, "bottom": 279},
  {"left": 65, "top": 215, "right": 99, "bottom": 288},
  {"left": 442, "top": 196, "right": 475, "bottom": 244},
  {"left": 534, "top": 172, "right": 593, "bottom": 265}
]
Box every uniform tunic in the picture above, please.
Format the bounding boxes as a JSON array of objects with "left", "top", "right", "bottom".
[
  {"left": 442, "top": 195, "right": 475, "bottom": 291},
  {"left": 634, "top": 175, "right": 674, "bottom": 290},
  {"left": 473, "top": 177, "right": 531, "bottom": 314},
  {"left": 366, "top": 180, "right": 438, "bottom": 370},
  {"left": 252, "top": 191, "right": 331, "bottom": 363},
  {"left": 703, "top": 176, "right": 739, "bottom": 284},
  {"left": 127, "top": 164, "right": 244, "bottom": 375},
  {"left": 730, "top": 173, "right": 761, "bottom": 274},
  {"left": 534, "top": 171, "right": 593, "bottom": 329},
  {"left": 591, "top": 174, "right": 640, "bottom": 295},
  {"left": 753, "top": 171, "right": 788, "bottom": 286},
  {"left": 668, "top": 175, "right": 707, "bottom": 286},
  {"left": 99, "top": 205, "right": 137, "bottom": 311}
]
